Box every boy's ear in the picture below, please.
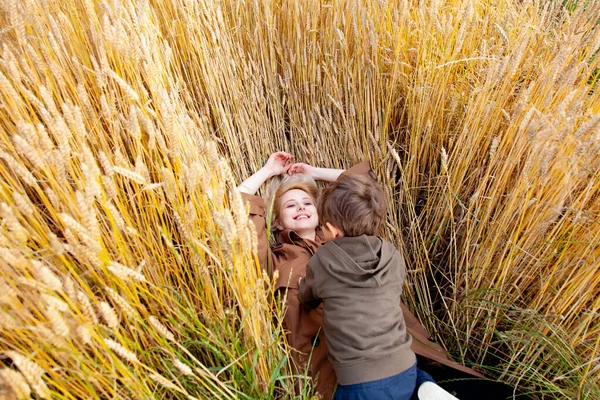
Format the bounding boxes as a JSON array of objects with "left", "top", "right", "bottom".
[{"left": 324, "top": 222, "right": 343, "bottom": 238}]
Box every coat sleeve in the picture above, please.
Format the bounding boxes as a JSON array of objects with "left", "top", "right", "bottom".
[
  {"left": 297, "top": 261, "right": 322, "bottom": 309},
  {"left": 241, "top": 192, "right": 274, "bottom": 277},
  {"left": 341, "top": 161, "right": 374, "bottom": 179}
]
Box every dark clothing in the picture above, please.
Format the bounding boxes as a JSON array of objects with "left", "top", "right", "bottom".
[{"left": 298, "top": 235, "right": 416, "bottom": 385}]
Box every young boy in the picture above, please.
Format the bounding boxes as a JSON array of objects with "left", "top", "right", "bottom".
[{"left": 298, "top": 173, "right": 419, "bottom": 400}]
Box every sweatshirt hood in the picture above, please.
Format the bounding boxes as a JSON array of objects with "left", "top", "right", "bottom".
[{"left": 314, "top": 235, "right": 396, "bottom": 287}]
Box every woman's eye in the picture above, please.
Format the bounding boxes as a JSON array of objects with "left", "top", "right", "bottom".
[{"left": 286, "top": 204, "right": 295, "bottom": 208}]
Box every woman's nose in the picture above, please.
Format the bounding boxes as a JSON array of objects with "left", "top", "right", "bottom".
[{"left": 298, "top": 204, "right": 305, "bottom": 211}]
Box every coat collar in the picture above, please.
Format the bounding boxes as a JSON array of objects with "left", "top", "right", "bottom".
[{"left": 277, "top": 229, "right": 324, "bottom": 255}]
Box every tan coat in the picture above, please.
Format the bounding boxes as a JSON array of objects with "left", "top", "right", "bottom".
[{"left": 242, "top": 162, "right": 481, "bottom": 399}]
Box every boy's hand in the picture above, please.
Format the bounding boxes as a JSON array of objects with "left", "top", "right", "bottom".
[
  {"left": 288, "top": 163, "right": 317, "bottom": 178},
  {"left": 264, "top": 152, "right": 293, "bottom": 176}
]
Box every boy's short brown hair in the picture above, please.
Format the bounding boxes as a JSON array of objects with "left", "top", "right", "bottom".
[{"left": 318, "top": 173, "right": 387, "bottom": 237}]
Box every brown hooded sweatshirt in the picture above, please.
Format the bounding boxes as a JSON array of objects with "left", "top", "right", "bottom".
[{"left": 298, "top": 235, "right": 416, "bottom": 385}]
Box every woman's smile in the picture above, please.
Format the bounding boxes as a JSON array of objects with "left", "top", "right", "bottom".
[{"left": 276, "top": 189, "right": 319, "bottom": 234}]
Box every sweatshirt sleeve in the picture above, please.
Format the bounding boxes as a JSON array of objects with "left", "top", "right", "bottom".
[
  {"left": 298, "top": 261, "right": 322, "bottom": 309},
  {"left": 240, "top": 192, "right": 273, "bottom": 277}
]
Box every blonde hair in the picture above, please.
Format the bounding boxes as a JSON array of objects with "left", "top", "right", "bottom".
[{"left": 267, "top": 174, "right": 318, "bottom": 229}]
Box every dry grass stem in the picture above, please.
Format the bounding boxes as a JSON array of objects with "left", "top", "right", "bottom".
[{"left": 0, "top": 0, "right": 598, "bottom": 398}]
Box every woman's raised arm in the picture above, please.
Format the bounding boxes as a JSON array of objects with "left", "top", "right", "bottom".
[
  {"left": 287, "top": 162, "right": 345, "bottom": 182},
  {"left": 237, "top": 152, "right": 293, "bottom": 194},
  {"left": 236, "top": 152, "right": 293, "bottom": 276}
]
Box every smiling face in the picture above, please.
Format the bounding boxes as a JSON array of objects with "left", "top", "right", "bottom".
[{"left": 274, "top": 189, "right": 318, "bottom": 235}]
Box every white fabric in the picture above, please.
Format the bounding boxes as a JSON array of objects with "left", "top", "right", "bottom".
[{"left": 418, "top": 381, "right": 460, "bottom": 400}]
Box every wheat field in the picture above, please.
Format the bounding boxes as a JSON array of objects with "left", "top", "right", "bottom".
[{"left": 0, "top": 0, "right": 598, "bottom": 399}]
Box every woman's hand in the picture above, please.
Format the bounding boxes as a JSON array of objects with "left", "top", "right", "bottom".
[
  {"left": 237, "top": 152, "right": 293, "bottom": 195},
  {"left": 264, "top": 152, "right": 294, "bottom": 176},
  {"left": 288, "top": 162, "right": 317, "bottom": 178}
]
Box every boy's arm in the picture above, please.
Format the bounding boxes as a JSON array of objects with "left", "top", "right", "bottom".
[{"left": 298, "top": 263, "right": 322, "bottom": 309}]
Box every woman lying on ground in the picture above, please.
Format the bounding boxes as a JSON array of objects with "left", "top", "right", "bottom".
[{"left": 236, "top": 152, "right": 481, "bottom": 399}]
